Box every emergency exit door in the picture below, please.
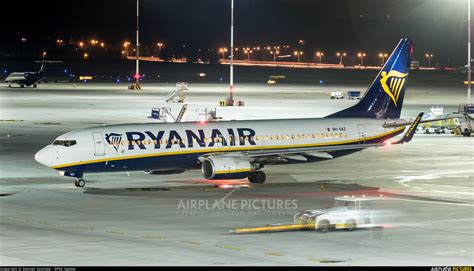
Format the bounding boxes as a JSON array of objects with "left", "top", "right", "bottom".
[
  {"left": 357, "top": 124, "right": 367, "bottom": 144},
  {"left": 92, "top": 132, "right": 105, "bottom": 156}
]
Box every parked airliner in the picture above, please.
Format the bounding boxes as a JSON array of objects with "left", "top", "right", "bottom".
[
  {"left": 4, "top": 60, "right": 62, "bottom": 88},
  {"left": 35, "top": 38, "right": 423, "bottom": 188}
]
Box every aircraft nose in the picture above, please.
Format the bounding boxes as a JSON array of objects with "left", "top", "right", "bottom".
[{"left": 34, "top": 146, "right": 56, "bottom": 168}]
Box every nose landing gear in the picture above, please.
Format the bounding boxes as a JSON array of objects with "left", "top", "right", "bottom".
[{"left": 74, "top": 179, "right": 86, "bottom": 188}]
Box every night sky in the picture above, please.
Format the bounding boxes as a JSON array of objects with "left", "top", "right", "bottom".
[{"left": 0, "top": 0, "right": 470, "bottom": 65}]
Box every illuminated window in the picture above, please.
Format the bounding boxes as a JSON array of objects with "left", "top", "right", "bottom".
[
  {"left": 270, "top": 136, "right": 274, "bottom": 140},
  {"left": 286, "top": 135, "right": 290, "bottom": 140},
  {"left": 291, "top": 135, "right": 295, "bottom": 140},
  {"left": 276, "top": 135, "right": 279, "bottom": 140},
  {"left": 302, "top": 134, "right": 306, "bottom": 139}
]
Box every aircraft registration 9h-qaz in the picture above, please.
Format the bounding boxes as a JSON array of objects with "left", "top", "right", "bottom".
[{"left": 35, "top": 38, "right": 423, "bottom": 188}]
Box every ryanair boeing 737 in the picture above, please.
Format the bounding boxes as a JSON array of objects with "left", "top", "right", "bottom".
[{"left": 35, "top": 38, "right": 423, "bottom": 188}]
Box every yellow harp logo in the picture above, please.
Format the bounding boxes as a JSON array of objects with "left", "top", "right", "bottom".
[{"left": 380, "top": 70, "right": 408, "bottom": 107}]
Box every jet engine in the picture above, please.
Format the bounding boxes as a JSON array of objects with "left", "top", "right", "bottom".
[{"left": 201, "top": 156, "right": 253, "bottom": 180}]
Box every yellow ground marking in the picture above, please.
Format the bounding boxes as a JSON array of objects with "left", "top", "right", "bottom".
[
  {"left": 142, "top": 235, "right": 166, "bottom": 240},
  {"left": 217, "top": 245, "right": 244, "bottom": 251},
  {"left": 105, "top": 230, "right": 126, "bottom": 235},
  {"left": 72, "top": 226, "right": 94, "bottom": 231},
  {"left": 7, "top": 218, "right": 26, "bottom": 223},
  {"left": 180, "top": 240, "right": 201, "bottom": 245},
  {"left": 266, "top": 252, "right": 284, "bottom": 257}
]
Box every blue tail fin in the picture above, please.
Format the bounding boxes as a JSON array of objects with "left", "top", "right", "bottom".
[{"left": 327, "top": 38, "right": 414, "bottom": 119}]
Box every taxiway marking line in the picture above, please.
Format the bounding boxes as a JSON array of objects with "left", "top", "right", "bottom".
[
  {"left": 265, "top": 252, "right": 284, "bottom": 256},
  {"left": 142, "top": 235, "right": 165, "bottom": 240},
  {"left": 72, "top": 226, "right": 94, "bottom": 231},
  {"left": 217, "top": 245, "right": 244, "bottom": 251},
  {"left": 105, "top": 230, "right": 126, "bottom": 235},
  {"left": 386, "top": 198, "right": 474, "bottom": 207},
  {"left": 180, "top": 240, "right": 201, "bottom": 245},
  {"left": 416, "top": 218, "right": 474, "bottom": 224}
]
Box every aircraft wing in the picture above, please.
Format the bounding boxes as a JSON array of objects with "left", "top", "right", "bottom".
[
  {"left": 383, "top": 116, "right": 457, "bottom": 128},
  {"left": 241, "top": 143, "right": 384, "bottom": 160},
  {"left": 200, "top": 113, "right": 424, "bottom": 164}
]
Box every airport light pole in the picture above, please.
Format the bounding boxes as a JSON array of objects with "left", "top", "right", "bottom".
[
  {"left": 468, "top": 0, "right": 472, "bottom": 104},
  {"left": 316, "top": 52, "right": 324, "bottom": 63},
  {"left": 358, "top": 53, "right": 366, "bottom": 66},
  {"left": 157, "top": 42, "right": 164, "bottom": 57},
  {"left": 336, "top": 52, "right": 346, "bottom": 65},
  {"left": 227, "top": 0, "right": 235, "bottom": 106},
  {"left": 135, "top": 0, "right": 140, "bottom": 88},
  {"left": 425, "top": 54, "right": 433, "bottom": 67},
  {"left": 244, "top": 49, "right": 253, "bottom": 61},
  {"left": 294, "top": 51, "right": 303, "bottom": 62},
  {"left": 219, "top": 48, "right": 228, "bottom": 59},
  {"left": 270, "top": 50, "right": 280, "bottom": 62},
  {"left": 379, "top": 53, "right": 388, "bottom": 65}
]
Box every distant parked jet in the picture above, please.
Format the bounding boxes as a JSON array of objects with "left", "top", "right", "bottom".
[{"left": 4, "top": 60, "right": 62, "bottom": 88}]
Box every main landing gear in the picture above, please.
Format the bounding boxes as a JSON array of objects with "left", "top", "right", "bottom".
[
  {"left": 74, "top": 179, "right": 86, "bottom": 188},
  {"left": 248, "top": 171, "right": 266, "bottom": 184}
]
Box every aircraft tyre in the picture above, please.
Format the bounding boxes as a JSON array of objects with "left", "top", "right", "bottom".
[
  {"left": 75, "top": 179, "right": 86, "bottom": 188},
  {"left": 33, "top": 84, "right": 37, "bottom": 88},
  {"left": 20, "top": 85, "right": 24, "bottom": 88},
  {"left": 318, "top": 220, "right": 330, "bottom": 233},
  {"left": 248, "top": 171, "right": 266, "bottom": 184}
]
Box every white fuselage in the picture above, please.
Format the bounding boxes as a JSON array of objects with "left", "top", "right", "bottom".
[{"left": 35, "top": 118, "right": 405, "bottom": 174}]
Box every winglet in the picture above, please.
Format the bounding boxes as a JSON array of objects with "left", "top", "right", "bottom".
[{"left": 393, "top": 112, "right": 424, "bottom": 144}]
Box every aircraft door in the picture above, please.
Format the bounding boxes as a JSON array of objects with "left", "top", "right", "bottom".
[
  {"left": 92, "top": 132, "right": 105, "bottom": 156},
  {"left": 357, "top": 124, "right": 367, "bottom": 144}
]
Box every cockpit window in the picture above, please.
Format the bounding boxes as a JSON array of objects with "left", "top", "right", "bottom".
[{"left": 52, "top": 140, "right": 77, "bottom": 147}]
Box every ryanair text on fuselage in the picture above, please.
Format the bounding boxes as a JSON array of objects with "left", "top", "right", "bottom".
[{"left": 107, "top": 128, "right": 257, "bottom": 151}]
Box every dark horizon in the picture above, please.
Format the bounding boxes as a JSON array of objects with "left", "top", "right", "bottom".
[{"left": 0, "top": 0, "right": 470, "bottom": 66}]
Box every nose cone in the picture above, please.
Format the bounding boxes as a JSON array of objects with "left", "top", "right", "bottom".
[{"left": 35, "top": 146, "right": 56, "bottom": 168}]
